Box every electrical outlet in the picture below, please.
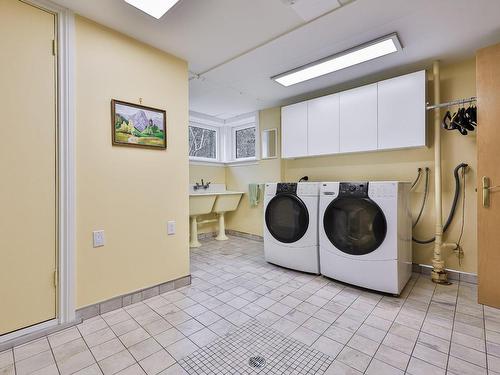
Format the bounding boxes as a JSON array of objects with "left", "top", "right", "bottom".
[
  {"left": 167, "top": 221, "right": 176, "bottom": 235},
  {"left": 93, "top": 230, "right": 105, "bottom": 247}
]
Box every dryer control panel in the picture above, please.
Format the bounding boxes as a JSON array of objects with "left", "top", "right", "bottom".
[
  {"left": 276, "top": 183, "right": 297, "bottom": 194},
  {"left": 339, "top": 182, "right": 369, "bottom": 198}
]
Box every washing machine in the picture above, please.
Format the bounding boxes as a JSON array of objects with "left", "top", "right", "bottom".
[
  {"left": 319, "top": 181, "right": 412, "bottom": 294},
  {"left": 264, "top": 182, "right": 320, "bottom": 274}
]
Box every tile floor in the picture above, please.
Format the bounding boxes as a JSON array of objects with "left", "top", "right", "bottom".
[{"left": 1, "top": 236, "right": 500, "bottom": 375}]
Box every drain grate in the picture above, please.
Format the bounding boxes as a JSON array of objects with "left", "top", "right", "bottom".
[{"left": 249, "top": 355, "right": 266, "bottom": 368}]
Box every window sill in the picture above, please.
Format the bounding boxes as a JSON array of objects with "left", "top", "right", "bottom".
[
  {"left": 189, "top": 159, "right": 260, "bottom": 167},
  {"left": 225, "top": 159, "right": 259, "bottom": 167},
  {"left": 189, "top": 160, "right": 226, "bottom": 167}
]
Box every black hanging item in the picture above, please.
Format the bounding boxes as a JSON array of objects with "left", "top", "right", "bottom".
[{"left": 442, "top": 111, "right": 453, "bottom": 130}]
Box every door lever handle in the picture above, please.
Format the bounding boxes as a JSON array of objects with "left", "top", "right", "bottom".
[{"left": 483, "top": 176, "right": 500, "bottom": 207}]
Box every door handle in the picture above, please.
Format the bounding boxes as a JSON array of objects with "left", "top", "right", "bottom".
[{"left": 483, "top": 176, "right": 500, "bottom": 207}]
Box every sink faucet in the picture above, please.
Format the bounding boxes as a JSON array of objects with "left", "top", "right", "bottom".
[{"left": 194, "top": 179, "right": 211, "bottom": 191}]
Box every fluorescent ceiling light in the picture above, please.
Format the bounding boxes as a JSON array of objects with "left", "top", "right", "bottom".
[
  {"left": 124, "top": 0, "right": 180, "bottom": 19},
  {"left": 272, "top": 33, "right": 402, "bottom": 86}
]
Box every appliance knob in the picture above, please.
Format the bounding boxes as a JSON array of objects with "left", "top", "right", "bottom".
[{"left": 349, "top": 185, "right": 356, "bottom": 192}]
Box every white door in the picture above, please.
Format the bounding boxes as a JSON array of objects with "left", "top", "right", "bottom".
[
  {"left": 307, "top": 94, "right": 340, "bottom": 156},
  {"left": 282, "top": 102, "right": 308, "bottom": 158},
  {"left": 378, "top": 70, "right": 426, "bottom": 150},
  {"left": 339, "top": 84, "right": 378, "bottom": 153}
]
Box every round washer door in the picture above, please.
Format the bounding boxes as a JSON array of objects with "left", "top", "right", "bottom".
[
  {"left": 323, "top": 197, "right": 387, "bottom": 255},
  {"left": 265, "top": 193, "right": 309, "bottom": 243}
]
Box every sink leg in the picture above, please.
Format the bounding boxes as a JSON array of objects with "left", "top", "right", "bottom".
[
  {"left": 215, "top": 212, "right": 229, "bottom": 241},
  {"left": 189, "top": 216, "right": 201, "bottom": 248}
]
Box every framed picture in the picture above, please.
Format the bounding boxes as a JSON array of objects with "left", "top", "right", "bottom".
[{"left": 111, "top": 99, "right": 167, "bottom": 149}]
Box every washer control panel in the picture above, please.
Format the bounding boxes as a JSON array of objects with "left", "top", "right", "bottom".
[
  {"left": 277, "top": 183, "right": 297, "bottom": 194},
  {"left": 339, "top": 182, "right": 369, "bottom": 198}
]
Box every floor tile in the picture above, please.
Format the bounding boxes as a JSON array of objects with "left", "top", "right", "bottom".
[
  {"left": 365, "top": 358, "right": 403, "bottom": 375},
  {"left": 128, "top": 337, "right": 162, "bottom": 361},
  {"left": 99, "top": 350, "right": 136, "bottom": 375},
  {"left": 337, "top": 346, "right": 371, "bottom": 373},
  {"left": 139, "top": 350, "right": 175, "bottom": 375},
  {"left": 166, "top": 338, "right": 198, "bottom": 361}
]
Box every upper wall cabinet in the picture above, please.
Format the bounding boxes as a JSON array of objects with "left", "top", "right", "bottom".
[
  {"left": 378, "top": 70, "right": 426, "bottom": 150},
  {"left": 339, "top": 84, "right": 378, "bottom": 153},
  {"left": 281, "top": 70, "right": 427, "bottom": 159},
  {"left": 281, "top": 102, "right": 308, "bottom": 158},
  {"left": 307, "top": 94, "right": 340, "bottom": 156}
]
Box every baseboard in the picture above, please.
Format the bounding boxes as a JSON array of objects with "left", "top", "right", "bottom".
[
  {"left": 197, "top": 230, "right": 263, "bottom": 242},
  {"left": 226, "top": 229, "right": 263, "bottom": 242},
  {"left": 412, "top": 263, "right": 477, "bottom": 284},
  {"left": 76, "top": 275, "right": 192, "bottom": 321}
]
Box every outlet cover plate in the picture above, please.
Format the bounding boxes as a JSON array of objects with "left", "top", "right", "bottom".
[
  {"left": 167, "top": 221, "right": 176, "bottom": 235},
  {"left": 93, "top": 230, "right": 105, "bottom": 247}
]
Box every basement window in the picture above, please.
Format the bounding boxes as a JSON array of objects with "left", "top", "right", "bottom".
[
  {"left": 189, "top": 124, "right": 218, "bottom": 161},
  {"left": 188, "top": 111, "right": 259, "bottom": 165},
  {"left": 234, "top": 125, "right": 256, "bottom": 160}
]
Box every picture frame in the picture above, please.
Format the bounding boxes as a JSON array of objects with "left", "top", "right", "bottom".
[{"left": 111, "top": 99, "right": 167, "bottom": 150}]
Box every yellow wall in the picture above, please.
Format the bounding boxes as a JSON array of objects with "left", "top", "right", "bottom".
[
  {"left": 190, "top": 165, "right": 226, "bottom": 184},
  {"left": 225, "top": 108, "right": 283, "bottom": 236},
  {"left": 76, "top": 17, "right": 189, "bottom": 307},
  {"left": 189, "top": 59, "right": 477, "bottom": 273}
]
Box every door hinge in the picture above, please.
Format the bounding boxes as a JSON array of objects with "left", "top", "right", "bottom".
[
  {"left": 53, "top": 270, "right": 58, "bottom": 288},
  {"left": 52, "top": 39, "right": 57, "bottom": 56}
]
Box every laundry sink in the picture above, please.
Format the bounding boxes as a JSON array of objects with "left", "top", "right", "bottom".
[
  {"left": 212, "top": 192, "right": 244, "bottom": 213},
  {"left": 189, "top": 185, "right": 244, "bottom": 246},
  {"left": 189, "top": 194, "right": 216, "bottom": 217}
]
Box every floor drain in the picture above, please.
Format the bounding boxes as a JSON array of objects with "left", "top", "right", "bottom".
[{"left": 249, "top": 356, "right": 266, "bottom": 368}]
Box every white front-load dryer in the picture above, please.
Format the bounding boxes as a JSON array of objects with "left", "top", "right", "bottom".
[
  {"left": 319, "top": 181, "right": 412, "bottom": 294},
  {"left": 264, "top": 182, "right": 320, "bottom": 274}
]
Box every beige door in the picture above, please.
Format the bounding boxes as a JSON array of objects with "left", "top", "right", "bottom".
[
  {"left": 0, "top": 0, "right": 57, "bottom": 335},
  {"left": 477, "top": 42, "right": 500, "bottom": 308}
]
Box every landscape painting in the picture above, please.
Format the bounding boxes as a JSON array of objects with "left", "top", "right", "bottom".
[{"left": 112, "top": 99, "right": 166, "bottom": 149}]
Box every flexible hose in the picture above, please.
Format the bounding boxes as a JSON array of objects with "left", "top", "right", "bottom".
[
  {"left": 411, "top": 168, "right": 422, "bottom": 190},
  {"left": 412, "top": 167, "right": 429, "bottom": 228},
  {"left": 412, "top": 163, "right": 469, "bottom": 244}
]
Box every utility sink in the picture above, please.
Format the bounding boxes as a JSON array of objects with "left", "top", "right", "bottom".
[
  {"left": 189, "top": 185, "right": 244, "bottom": 247},
  {"left": 189, "top": 194, "right": 216, "bottom": 217}
]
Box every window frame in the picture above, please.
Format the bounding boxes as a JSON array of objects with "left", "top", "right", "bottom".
[
  {"left": 188, "top": 111, "right": 259, "bottom": 166},
  {"left": 232, "top": 124, "right": 257, "bottom": 162},
  {"left": 188, "top": 121, "right": 220, "bottom": 163}
]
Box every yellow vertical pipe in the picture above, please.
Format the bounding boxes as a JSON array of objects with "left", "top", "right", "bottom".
[{"left": 431, "top": 61, "right": 448, "bottom": 283}]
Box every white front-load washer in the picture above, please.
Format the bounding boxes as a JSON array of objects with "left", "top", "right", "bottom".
[
  {"left": 264, "top": 182, "right": 320, "bottom": 274},
  {"left": 319, "top": 181, "right": 412, "bottom": 294}
]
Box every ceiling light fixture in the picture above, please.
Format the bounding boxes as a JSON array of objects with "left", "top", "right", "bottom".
[
  {"left": 272, "top": 33, "right": 402, "bottom": 87},
  {"left": 124, "top": 0, "right": 181, "bottom": 19}
]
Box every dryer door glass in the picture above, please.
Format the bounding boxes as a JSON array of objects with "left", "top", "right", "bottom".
[
  {"left": 323, "top": 197, "right": 387, "bottom": 255},
  {"left": 265, "top": 193, "right": 309, "bottom": 243}
]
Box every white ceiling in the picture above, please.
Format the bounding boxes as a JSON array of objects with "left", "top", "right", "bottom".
[{"left": 54, "top": 0, "right": 500, "bottom": 119}]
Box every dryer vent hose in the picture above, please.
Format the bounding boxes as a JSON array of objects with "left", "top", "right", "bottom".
[{"left": 412, "top": 163, "right": 468, "bottom": 244}]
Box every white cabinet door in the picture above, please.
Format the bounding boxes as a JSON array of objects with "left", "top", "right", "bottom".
[
  {"left": 281, "top": 102, "right": 308, "bottom": 158},
  {"left": 307, "top": 94, "right": 340, "bottom": 156},
  {"left": 378, "top": 70, "right": 426, "bottom": 150},
  {"left": 339, "top": 83, "right": 378, "bottom": 153}
]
